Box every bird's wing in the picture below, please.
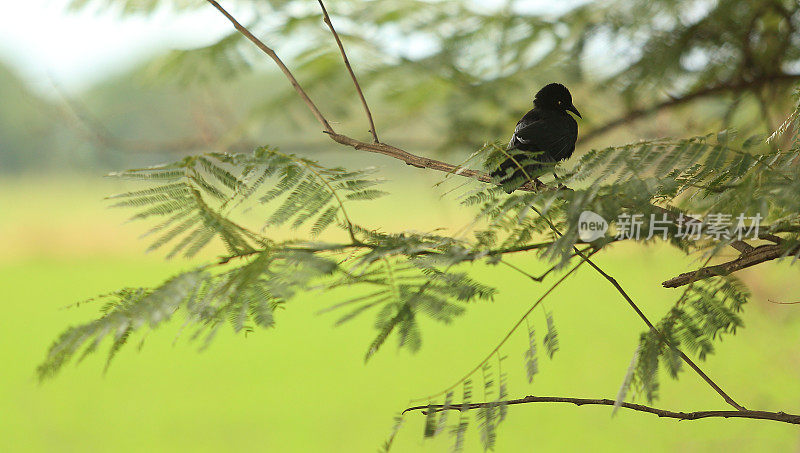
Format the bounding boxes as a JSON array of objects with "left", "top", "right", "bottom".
[
  {"left": 506, "top": 109, "right": 543, "bottom": 150},
  {"left": 508, "top": 111, "right": 577, "bottom": 161}
]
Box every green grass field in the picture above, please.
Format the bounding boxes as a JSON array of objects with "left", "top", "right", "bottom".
[{"left": 2, "top": 175, "right": 800, "bottom": 452}]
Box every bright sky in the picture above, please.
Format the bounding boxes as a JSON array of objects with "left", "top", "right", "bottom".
[{"left": 0, "top": 0, "right": 231, "bottom": 96}]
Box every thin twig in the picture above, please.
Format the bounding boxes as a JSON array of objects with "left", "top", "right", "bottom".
[
  {"left": 411, "top": 254, "right": 594, "bottom": 403},
  {"left": 317, "top": 0, "right": 380, "bottom": 143},
  {"left": 485, "top": 240, "right": 604, "bottom": 257},
  {"left": 205, "top": 0, "right": 333, "bottom": 133},
  {"left": 768, "top": 299, "right": 800, "bottom": 305},
  {"left": 216, "top": 238, "right": 593, "bottom": 266},
  {"left": 500, "top": 246, "right": 593, "bottom": 282},
  {"left": 582, "top": 253, "right": 747, "bottom": 411},
  {"left": 403, "top": 395, "right": 800, "bottom": 425}
]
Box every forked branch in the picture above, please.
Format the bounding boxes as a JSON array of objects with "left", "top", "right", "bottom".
[
  {"left": 205, "top": 0, "right": 333, "bottom": 133},
  {"left": 524, "top": 203, "right": 745, "bottom": 411},
  {"left": 203, "top": 0, "right": 785, "bottom": 420},
  {"left": 204, "top": 0, "right": 547, "bottom": 192}
]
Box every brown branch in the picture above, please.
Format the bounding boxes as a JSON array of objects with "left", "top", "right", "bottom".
[
  {"left": 662, "top": 243, "right": 799, "bottom": 288},
  {"left": 580, "top": 73, "right": 800, "bottom": 143},
  {"left": 521, "top": 202, "right": 747, "bottom": 412},
  {"left": 206, "top": 1, "right": 772, "bottom": 413},
  {"left": 403, "top": 395, "right": 800, "bottom": 425},
  {"left": 759, "top": 232, "right": 785, "bottom": 244},
  {"left": 205, "top": 0, "right": 333, "bottom": 134},
  {"left": 204, "top": 1, "right": 548, "bottom": 192},
  {"left": 316, "top": 0, "right": 380, "bottom": 143},
  {"left": 216, "top": 236, "right": 595, "bottom": 267},
  {"left": 325, "top": 131, "right": 547, "bottom": 189},
  {"left": 579, "top": 252, "right": 747, "bottom": 411}
]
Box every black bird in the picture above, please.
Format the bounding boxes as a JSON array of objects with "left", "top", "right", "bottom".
[{"left": 490, "top": 83, "right": 581, "bottom": 192}]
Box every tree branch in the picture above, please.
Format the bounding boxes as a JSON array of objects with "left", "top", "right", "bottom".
[
  {"left": 403, "top": 395, "right": 800, "bottom": 425},
  {"left": 579, "top": 252, "right": 747, "bottom": 411},
  {"left": 206, "top": 0, "right": 775, "bottom": 414},
  {"left": 518, "top": 200, "right": 746, "bottom": 412},
  {"left": 205, "top": 0, "right": 333, "bottom": 134},
  {"left": 205, "top": 1, "right": 789, "bottom": 266},
  {"left": 325, "top": 131, "right": 547, "bottom": 189},
  {"left": 580, "top": 74, "right": 800, "bottom": 143},
  {"left": 316, "top": 0, "right": 380, "bottom": 143},
  {"left": 204, "top": 0, "right": 547, "bottom": 192},
  {"left": 662, "top": 243, "right": 799, "bottom": 288}
]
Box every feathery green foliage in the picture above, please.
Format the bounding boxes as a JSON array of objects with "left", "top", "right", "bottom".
[
  {"left": 40, "top": 146, "right": 395, "bottom": 378},
  {"left": 628, "top": 276, "right": 749, "bottom": 402},
  {"left": 399, "top": 96, "right": 799, "bottom": 449},
  {"left": 325, "top": 250, "right": 496, "bottom": 361},
  {"left": 39, "top": 271, "right": 206, "bottom": 380},
  {"left": 42, "top": 0, "right": 800, "bottom": 449},
  {"left": 523, "top": 319, "right": 538, "bottom": 384},
  {"left": 42, "top": 96, "right": 800, "bottom": 451},
  {"left": 109, "top": 146, "right": 387, "bottom": 257},
  {"left": 542, "top": 310, "right": 559, "bottom": 359},
  {"left": 451, "top": 380, "right": 472, "bottom": 452}
]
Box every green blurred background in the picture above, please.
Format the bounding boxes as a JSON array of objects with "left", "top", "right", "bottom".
[{"left": 2, "top": 0, "right": 800, "bottom": 451}]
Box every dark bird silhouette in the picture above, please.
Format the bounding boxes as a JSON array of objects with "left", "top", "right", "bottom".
[{"left": 490, "top": 83, "right": 581, "bottom": 192}]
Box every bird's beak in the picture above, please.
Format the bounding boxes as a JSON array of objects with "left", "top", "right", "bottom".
[{"left": 567, "top": 104, "right": 582, "bottom": 119}]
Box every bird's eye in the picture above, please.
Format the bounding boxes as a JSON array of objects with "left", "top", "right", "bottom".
[{"left": 558, "top": 100, "right": 563, "bottom": 105}]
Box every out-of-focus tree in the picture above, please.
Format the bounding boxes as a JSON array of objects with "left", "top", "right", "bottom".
[
  {"left": 35, "top": 0, "right": 800, "bottom": 451},
  {"left": 67, "top": 0, "right": 800, "bottom": 150},
  {"left": 0, "top": 63, "right": 61, "bottom": 171}
]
